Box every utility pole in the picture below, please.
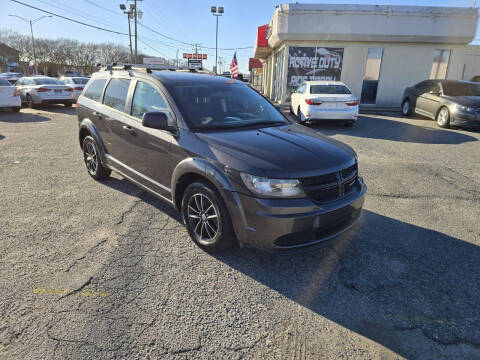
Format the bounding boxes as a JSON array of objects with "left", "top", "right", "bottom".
[
  {"left": 119, "top": 4, "right": 133, "bottom": 63},
  {"left": 176, "top": 49, "right": 179, "bottom": 67},
  {"left": 128, "top": 0, "right": 142, "bottom": 63},
  {"left": 9, "top": 14, "right": 52, "bottom": 75},
  {"left": 210, "top": 6, "right": 224, "bottom": 75}
]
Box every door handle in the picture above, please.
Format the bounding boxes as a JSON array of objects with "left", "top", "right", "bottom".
[
  {"left": 92, "top": 111, "right": 102, "bottom": 119},
  {"left": 122, "top": 125, "right": 135, "bottom": 133}
]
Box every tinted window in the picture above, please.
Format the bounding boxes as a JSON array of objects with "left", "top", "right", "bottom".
[
  {"left": 442, "top": 82, "right": 480, "bottom": 96},
  {"left": 414, "top": 81, "right": 427, "bottom": 91},
  {"left": 172, "top": 81, "right": 287, "bottom": 130},
  {"left": 33, "top": 78, "right": 63, "bottom": 85},
  {"left": 73, "top": 78, "right": 89, "bottom": 85},
  {"left": 103, "top": 78, "right": 131, "bottom": 112},
  {"left": 310, "top": 85, "right": 351, "bottom": 94},
  {"left": 83, "top": 79, "right": 107, "bottom": 101},
  {"left": 426, "top": 82, "right": 441, "bottom": 93},
  {"left": 0, "top": 78, "right": 11, "bottom": 86},
  {"left": 131, "top": 81, "right": 169, "bottom": 119}
]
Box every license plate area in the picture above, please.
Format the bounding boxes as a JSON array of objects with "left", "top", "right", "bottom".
[{"left": 55, "top": 89, "right": 62, "bottom": 93}]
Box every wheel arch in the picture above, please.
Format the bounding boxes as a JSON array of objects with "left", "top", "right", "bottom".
[{"left": 78, "top": 118, "right": 107, "bottom": 163}]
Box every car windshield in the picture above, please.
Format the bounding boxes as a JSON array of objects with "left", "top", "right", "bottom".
[
  {"left": 33, "top": 78, "right": 63, "bottom": 85},
  {"left": 172, "top": 80, "right": 287, "bottom": 131},
  {"left": 72, "top": 78, "right": 89, "bottom": 85},
  {"left": 0, "top": 78, "right": 11, "bottom": 86},
  {"left": 310, "top": 85, "right": 351, "bottom": 94},
  {"left": 442, "top": 82, "right": 480, "bottom": 96}
]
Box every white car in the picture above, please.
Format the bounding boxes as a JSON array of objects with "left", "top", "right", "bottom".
[
  {"left": 290, "top": 81, "right": 359, "bottom": 126},
  {"left": 60, "top": 76, "right": 89, "bottom": 100},
  {"left": 0, "top": 77, "right": 21, "bottom": 112},
  {"left": 15, "top": 76, "right": 74, "bottom": 108}
]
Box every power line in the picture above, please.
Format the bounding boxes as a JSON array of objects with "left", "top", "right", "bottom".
[{"left": 10, "top": 0, "right": 129, "bottom": 35}]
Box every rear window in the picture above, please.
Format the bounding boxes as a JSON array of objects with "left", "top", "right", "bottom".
[
  {"left": 73, "top": 78, "right": 89, "bottom": 85},
  {"left": 0, "top": 78, "right": 11, "bottom": 86},
  {"left": 310, "top": 85, "right": 351, "bottom": 94},
  {"left": 103, "top": 78, "right": 131, "bottom": 112},
  {"left": 83, "top": 79, "right": 107, "bottom": 101},
  {"left": 33, "top": 78, "right": 63, "bottom": 85}
]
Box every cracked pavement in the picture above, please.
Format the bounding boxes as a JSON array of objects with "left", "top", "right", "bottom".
[{"left": 1, "top": 107, "right": 479, "bottom": 359}]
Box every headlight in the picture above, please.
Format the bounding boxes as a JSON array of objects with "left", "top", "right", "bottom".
[
  {"left": 456, "top": 104, "right": 474, "bottom": 112},
  {"left": 240, "top": 173, "right": 305, "bottom": 198}
]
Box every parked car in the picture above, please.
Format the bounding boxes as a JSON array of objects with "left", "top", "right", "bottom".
[
  {"left": 77, "top": 66, "right": 366, "bottom": 253},
  {"left": 0, "top": 72, "right": 23, "bottom": 85},
  {"left": 0, "top": 77, "right": 21, "bottom": 112},
  {"left": 64, "top": 70, "right": 80, "bottom": 77},
  {"left": 15, "top": 76, "right": 74, "bottom": 108},
  {"left": 60, "top": 76, "right": 90, "bottom": 100},
  {"left": 470, "top": 75, "right": 480, "bottom": 82},
  {"left": 290, "top": 81, "right": 359, "bottom": 126},
  {"left": 401, "top": 80, "right": 480, "bottom": 129}
]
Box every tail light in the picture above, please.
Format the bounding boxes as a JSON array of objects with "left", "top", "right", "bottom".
[
  {"left": 65, "top": 88, "right": 73, "bottom": 92},
  {"left": 13, "top": 88, "right": 19, "bottom": 97},
  {"left": 305, "top": 99, "right": 322, "bottom": 105},
  {"left": 74, "top": 87, "right": 83, "bottom": 91},
  {"left": 346, "top": 100, "right": 359, "bottom": 106},
  {"left": 37, "top": 88, "right": 49, "bottom": 92}
]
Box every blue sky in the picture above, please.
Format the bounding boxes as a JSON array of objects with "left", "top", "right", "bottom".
[{"left": 1, "top": 0, "right": 478, "bottom": 72}]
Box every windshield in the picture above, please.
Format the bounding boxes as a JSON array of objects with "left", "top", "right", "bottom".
[
  {"left": 172, "top": 81, "right": 287, "bottom": 131},
  {"left": 310, "top": 85, "right": 351, "bottom": 94},
  {"left": 442, "top": 82, "right": 480, "bottom": 96},
  {"left": 33, "top": 78, "right": 63, "bottom": 85},
  {"left": 72, "top": 78, "right": 89, "bottom": 85}
]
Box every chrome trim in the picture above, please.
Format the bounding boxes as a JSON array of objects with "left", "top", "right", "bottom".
[
  {"left": 107, "top": 164, "right": 174, "bottom": 205},
  {"left": 106, "top": 154, "right": 171, "bottom": 193}
]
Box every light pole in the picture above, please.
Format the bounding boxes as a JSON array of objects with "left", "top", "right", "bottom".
[
  {"left": 9, "top": 14, "right": 52, "bottom": 75},
  {"left": 120, "top": 4, "right": 133, "bottom": 63},
  {"left": 210, "top": 6, "right": 223, "bottom": 75}
]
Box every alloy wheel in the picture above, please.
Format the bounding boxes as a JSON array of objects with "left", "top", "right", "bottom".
[
  {"left": 437, "top": 108, "right": 449, "bottom": 127},
  {"left": 402, "top": 100, "right": 409, "bottom": 115},
  {"left": 187, "top": 193, "right": 219, "bottom": 245},
  {"left": 84, "top": 140, "right": 98, "bottom": 175}
]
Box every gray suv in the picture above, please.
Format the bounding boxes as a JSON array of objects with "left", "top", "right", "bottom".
[{"left": 77, "top": 65, "right": 366, "bottom": 253}]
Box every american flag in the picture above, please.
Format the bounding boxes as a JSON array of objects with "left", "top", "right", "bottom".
[{"left": 230, "top": 52, "right": 239, "bottom": 78}]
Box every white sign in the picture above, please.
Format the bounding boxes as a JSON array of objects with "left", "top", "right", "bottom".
[{"left": 143, "top": 57, "right": 165, "bottom": 65}]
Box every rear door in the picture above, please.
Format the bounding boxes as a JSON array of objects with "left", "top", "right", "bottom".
[
  {"left": 417, "top": 81, "right": 441, "bottom": 118},
  {"left": 111, "top": 79, "right": 175, "bottom": 197}
]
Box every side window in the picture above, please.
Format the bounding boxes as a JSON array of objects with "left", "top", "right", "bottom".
[
  {"left": 414, "top": 81, "right": 427, "bottom": 92},
  {"left": 103, "top": 78, "right": 131, "bottom": 112},
  {"left": 84, "top": 79, "right": 107, "bottom": 101},
  {"left": 427, "top": 82, "right": 441, "bottom": 94},
  {"left": 131, "top": 81, "right": 169, "bottom": 119}
]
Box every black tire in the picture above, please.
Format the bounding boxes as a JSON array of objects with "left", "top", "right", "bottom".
[
  {"left": 64, "top": 102, "right": 73, "bottom": 107},
  {"left": 402, "top": 98, "right": 413, "bottom": 116},
  {"left": 297, "top": 107, "right": 306, "bottom": 125},
  {"left": 436, "top": 106, "right": 450, "bottom": 128},
  {"left": 344, "top": 121, "right": 354, "bottom": 127},
  {"left": 289, "top": 105, "right": 293, "bottom": 114},
  {"left": 181, "top": 181, "right": 236, "bottom": 253},
  {"left": 26, "top": 95, "right": 36, "bottom": 109},
  {"left": 11, "top": 107, "right": 20, "bottom": 113},
  {"left": 82, "top": 135, "right": 111, "bottom": 180}
]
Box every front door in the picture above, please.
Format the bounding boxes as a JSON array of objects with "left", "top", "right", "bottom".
[
  {"left": 416, "top": 81, "right": 441, "bottom": 118},
  {"left": 112, "top": 79, "right": 175, "bottom": 198}
]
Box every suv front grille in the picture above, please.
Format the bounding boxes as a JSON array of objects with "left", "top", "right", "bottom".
[{"left": 300, "top": 163, "right": 358, "bottom": 203}]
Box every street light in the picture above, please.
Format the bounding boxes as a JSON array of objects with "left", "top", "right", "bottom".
[
  {"left": 9, "top": 14, "right": 52, "bottom": 75},
  {"left": 211, "top": 6, "right": 224, "bottom": 75},
  {"left": 120, "top": 4, "right": 134, "bottom": 63}
]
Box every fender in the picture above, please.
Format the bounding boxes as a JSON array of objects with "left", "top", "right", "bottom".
[
  {"left": 79, "top": 118, "right": 108, "bottom": 164},
  {"left": 171, "top": 157, "right": 249, "bottom": 245}
]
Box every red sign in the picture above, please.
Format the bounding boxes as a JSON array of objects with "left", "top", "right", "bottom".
[{"left": 183, "top": 53, "right": 207, "bottom": 60}]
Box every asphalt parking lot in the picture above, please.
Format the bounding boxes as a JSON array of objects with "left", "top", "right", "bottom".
[{"left": 1, "top": 106, "right": 479, "bottom": 359}]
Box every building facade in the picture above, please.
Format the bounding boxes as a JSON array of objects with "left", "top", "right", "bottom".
[
  {"left": 253, "top": 4, "right": 479, "bottom": 108},
  {"left": 0, "top": 43, "right": 20, "bottom": 73}
]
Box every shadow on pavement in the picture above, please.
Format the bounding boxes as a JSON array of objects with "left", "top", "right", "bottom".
[
  {"left": 287, "top": 112, "right": 478, "bottom": 145},
  {"left": 215, "top": 210, "right": 480, "bottom": 358},
  {"left": 0, "top": 111, "right": 50, "bottom": 123},
  {"left": 0, "top": 134, "right": 4, "bottom": 140},
  {"left": 99, "top": 176, "right": 183, "bottom": 223}
]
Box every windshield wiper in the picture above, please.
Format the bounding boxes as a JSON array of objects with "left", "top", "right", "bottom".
[{"left": 195, "top": 121, "right": 285, "bottom": 131}]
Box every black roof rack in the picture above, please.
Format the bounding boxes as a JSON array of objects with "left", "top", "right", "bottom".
[{"left": 97, "top": 63, "right": 214, "bottom": 76}]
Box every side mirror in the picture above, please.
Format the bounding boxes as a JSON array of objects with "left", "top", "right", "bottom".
[{"left": 142, "top": 112, "right": 175, "bottom": 132}]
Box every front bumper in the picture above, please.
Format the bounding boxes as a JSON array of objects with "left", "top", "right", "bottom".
[
  {"left": 226, "top": 177, "right": 366, "bottom": 251},
  {"left": 452, "top": 112, "right": 480, "bottom": 129}
]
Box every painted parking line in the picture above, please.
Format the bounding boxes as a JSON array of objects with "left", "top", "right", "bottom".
[{"left": 33, "top": 288, "right": 108, "bottom": 297}]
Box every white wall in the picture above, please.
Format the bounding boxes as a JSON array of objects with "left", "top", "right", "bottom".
[{"left": 462, "top": 45, "right": 480, "bottom": 80}]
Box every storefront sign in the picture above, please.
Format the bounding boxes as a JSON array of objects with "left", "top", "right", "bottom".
[{"left": 287, "top": 47, "right": 344, "bottom": 99}]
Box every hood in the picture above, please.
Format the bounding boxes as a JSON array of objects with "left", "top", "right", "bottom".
[
  {"left": 443, "top": 95, "right": 480, "bottom": 108},
  {"left": 197, "top": 123, "right": 356, "bottom": 178}
]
